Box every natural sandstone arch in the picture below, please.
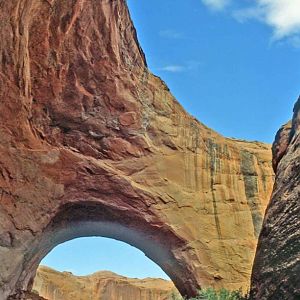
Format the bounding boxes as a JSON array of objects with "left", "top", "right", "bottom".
[
  {"left": 0, "top": 0, "right": 274, "bottom": 299},
  {"left": 16, "top": 200, "right": 200, "bottom": 298}
]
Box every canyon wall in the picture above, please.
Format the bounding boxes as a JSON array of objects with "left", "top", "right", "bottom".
[
  {"left": 0, "top": 0, "right": 273, "bottom": 298},
  {"left": 32, "top": 266, "right": 176, "bottom": 300},
  {"left": 250, "top": 98, "right": 300, "bottom": 299}
]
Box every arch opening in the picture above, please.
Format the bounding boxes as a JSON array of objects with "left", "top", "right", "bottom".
[
  {"left": 16, "top": 201, "right": 200, "bottom": 298},
  {"left": 33, "top": 236, "right": 177, "bottom": 300},
  {"left": 40, "top": 236, "right": 170, "bottom": 280}
]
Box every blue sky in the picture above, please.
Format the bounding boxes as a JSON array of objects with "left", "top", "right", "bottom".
[
  {"left": 41, "top": 237, "right": 169, "bottom": 279},
  {"left": 127, "top": 0, "right": 300, "bottom": 143},
  {"left": 42, "top": 0, "right": 300, "bottom": 279}
]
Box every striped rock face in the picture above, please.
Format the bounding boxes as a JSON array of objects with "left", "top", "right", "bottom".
[
  {"left": 0, "top": 0, "right": 273, "bottom": 299},
  {"left": 251, "top": 98, "right": 300, "bottom": 300},
  {"left": 32, "top": 266, "right": 177, "bottom": 300}
]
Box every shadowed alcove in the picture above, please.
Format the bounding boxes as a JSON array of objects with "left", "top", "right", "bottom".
[{"left": 18, "top": 201, "right": 200, "bottom": 298}]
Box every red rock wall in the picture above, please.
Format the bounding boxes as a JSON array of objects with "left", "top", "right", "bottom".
[{"left": 250, "top": 98, "right": 300, "bottom": 299}]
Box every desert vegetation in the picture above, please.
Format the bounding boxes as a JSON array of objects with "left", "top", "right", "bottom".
[{"left": 170, "top": 288, "right": 249, "bottom": 300}]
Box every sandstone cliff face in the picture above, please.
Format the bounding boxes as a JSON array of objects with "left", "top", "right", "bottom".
[
  {"left": 32, "top": 266, "right": 176, "bottom": 300},
  {"left": 250, "top": 98, "right": 300, "bottom": 300},
  {"left": 0, "top": 0, "right": 274, "bottom": 299}
]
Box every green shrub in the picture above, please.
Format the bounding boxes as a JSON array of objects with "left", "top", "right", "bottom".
[
  {"left": 195, "top": 288, "right": 248, "bottom": 300},
  {"left": 169, "top": 291, "right": 184, "bottom": 300},
  {"left": 31, "top": 289, "right": 40, "bottom": 295},
  {"left": 169, "top": 288, "right": 249, "bottom": 300}
]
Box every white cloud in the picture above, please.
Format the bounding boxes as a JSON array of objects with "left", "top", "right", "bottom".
[
  {"left": 233, "top": 0, "right": 300, "bottom": 39},
  {"left": 200, "top": 0, "right": 300, "bottom": 44},
  {"left": 157, "top": 65, "right": 185, "bottom": 72},
  {"left": 233, "top": 7, "right": 264, "bottom": 23},
  {"left": 259, "top": 0, "right": 300, "bottom": 39},
  {"left": 157, "top": 61, "right": 202, "bottom": 73},
  {"left": 159, "top": 30, "right": 183, "bottom": 39},
  {"left": 201, "top": 0, "right": 230, "bottom": 11}
]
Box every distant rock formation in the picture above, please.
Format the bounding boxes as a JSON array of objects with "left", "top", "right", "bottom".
[
  {"left": 31, "top": 266, "right": 176, "bottom": 300},
  {"left": 0, "top": 0, "right": 274, "bottom": 298},
  {"left": 250, "top": 97, "right": 300, "bottom": 299}
]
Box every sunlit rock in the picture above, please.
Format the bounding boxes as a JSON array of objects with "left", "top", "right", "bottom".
[{"left": 32, "top": 266, "right": 177, "bottom": 300}]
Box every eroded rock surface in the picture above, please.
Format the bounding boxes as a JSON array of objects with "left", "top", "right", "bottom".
[
  {"left": 0, "top": 0, "right": 274, "bottom": 298},
  {"left": 32, "top": 266, "right": 177, "bottom": 300},
  {"left": 250, "top": 98, "right": 300, "bottom": 300}
]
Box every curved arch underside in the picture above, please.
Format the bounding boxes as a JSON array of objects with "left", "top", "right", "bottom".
[
  {"left": 21, "top": 201, "right": 199, "bottom": 297},
  {"left": 0, "top": 0, "right": 274, "bottom": 298}
]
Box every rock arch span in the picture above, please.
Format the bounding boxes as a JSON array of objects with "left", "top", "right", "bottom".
[
  {"left": 0, "top": 0, "right": 274, "bottom": 298},
  {"left": 17, "top": 201, "right": 198, "bottom": 297}
]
